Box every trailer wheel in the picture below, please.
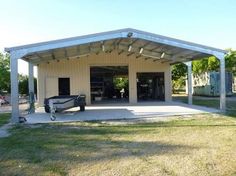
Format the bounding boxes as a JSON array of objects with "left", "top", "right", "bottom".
[
  {"left": 50, "top": 115, "right": 56, "bottom": 121},
  {"left": 44, "top": 105, "right": 50, "bottom": 113},
  {"left": 80, "top": 105, "right": 85, "bottom": 111}
]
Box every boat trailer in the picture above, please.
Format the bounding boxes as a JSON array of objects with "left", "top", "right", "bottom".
[{"left": 44, "top": 94, "right": 86, "bottom": 121}]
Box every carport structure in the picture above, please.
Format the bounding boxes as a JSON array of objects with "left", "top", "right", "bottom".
[{"left": 5, "top": 28, "right": 227, "bottom": 123}]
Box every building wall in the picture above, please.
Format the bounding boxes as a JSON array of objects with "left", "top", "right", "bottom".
[
  {"left": 37, "top": 51, "right": 172, "bottom": 106},
  {"left": 233, "top": 76, "right": 236, "bottom": 93},
  {"left": 192, "top": 71, "right": 233, "bottom": 96}
]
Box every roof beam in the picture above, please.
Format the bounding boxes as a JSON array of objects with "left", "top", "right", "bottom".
[
  {"left": 141, "top": 54, "right": 160, "bottom": 60},
  {"left": 118, "top": 43, "right": 173, "bottom": 59},
  {"left": 35, "top": 53, "right": 43, "bottom": 59},
  {"left": 153, "top": 45, "right": 169, "bottom": 53},
  {"left": 167, "top": 50, "right": 203, "bottom": 64},
  {"left": 166, "top": 47, "right": 183, "bottom": 54},
  {"left": 101, "top": 41, "right": 105, "bottom": 52},
  {"left": 133, "top": 30, "right": 225, "bottom": 55},
  {"left": 129, "top": 39, "right": 139, "bottom": 45},
  {"left": 136, "top": 54, "right": 142, "bottom": 59},
  {"left": 116, "top": 38, "right": 123, "bottom": 46},
  {"left": 89, "top": 43, "right": 92, "bottom": 53},
  {"left": 51, "top": 53, "right": 56, "bottom": 60},
  {"left": 109, "top": 40, "right": 117, "bottom": 53},
  {"left": 149, "top": 45, "right": 162, "bottom": 52},
  {"left": 142, "top": 41, "right": 152, "bottom": 48},
  {"left": 5, "top": 29, "right": 226, "bottom": 60},
  {"left": 136, "top": 41, "right": 152, "bottom": 55},
  {"left": 118, "top": 50, "right": 124, "bottom": 55},
  {"left": 139, "top": 48, "right": 144, "bottom": 54},
  {"left": 64, "top": 49, "right": 69, "bottom": 59},
  {"left": 172, "top": 50, "right": 197, "bottom": 58},
  {"left": 127, "top": 52, "right": 135, "bottom": 57},
  {"left": 6, "top": 31, "right": 124, "bottom": 55},
  {"left": 32, "top": 52, "right": 91, "bottom": 64},
  {"left": 128, "top": 45, "right": 132, "bottom": 52},
  {"left": 161, "top": 59, "right": 173, "bottom": 64}
]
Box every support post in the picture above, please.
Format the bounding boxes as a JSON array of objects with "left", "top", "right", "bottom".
[
  {"left": 28, "top": 63, "right": 34, "bottom": 94},
  {"left": 215, "top": 53, "right": 226, "bottom": 111},
  {"left": 10, "top": 52, "right": 19, "bottom": 123},
  {"left": 184, "top": 61, "right": 193, "bottom": 105},
  {"left": 28, "top": 62, "right": 35, "bottom": 113},
  {"left": 10, "top": 50, "right": 27, "bottom": 123}
]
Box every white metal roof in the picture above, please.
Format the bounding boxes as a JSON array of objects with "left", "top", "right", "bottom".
[{"left": 5, "top": 28, "right": 227, "bottom": 65}]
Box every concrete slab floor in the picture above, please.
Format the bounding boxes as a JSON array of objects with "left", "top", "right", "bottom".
[{"left": 24, "top": 102, "right": 221, "bottom": 124}]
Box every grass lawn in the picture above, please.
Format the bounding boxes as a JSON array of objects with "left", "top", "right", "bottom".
[
  {"left": 173, "top": 95, "right": 236, "bottom": 117},
  {"left": 0, "top": 113, "right": 10, "bottom": 127},
  {"left": 0, "top": 113, "right": 236, "bottom": 176}
]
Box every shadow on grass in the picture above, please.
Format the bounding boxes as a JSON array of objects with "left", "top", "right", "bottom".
[
  {"left": 225, "top": 110, "right": 236, "bottom": 118},
  {"left": 0, "top": 114, "right": 236, "bottom": 175},
  {"left": 0, "top": 123, "right": 199, "bottom": 175},
  {"left": 83, "top": 116, "right": 236, "bottom": 127},
  {"left": 0, "top": 113, "right": 10, "bottom": 127}
]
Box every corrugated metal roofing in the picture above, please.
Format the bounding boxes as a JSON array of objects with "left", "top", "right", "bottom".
[{"left": 4, "top": 28, "right": 227, "bottom": 65}]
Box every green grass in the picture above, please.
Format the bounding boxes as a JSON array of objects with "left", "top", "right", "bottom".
[
  {"left": 0, "top": 113, "right": 236, "bottom": 176},
  {"left": 173, "top": 95, "right": 236, "bottom": 117},
  {"left": 0, "top": 113, "right": 10, "bottom": 127}
]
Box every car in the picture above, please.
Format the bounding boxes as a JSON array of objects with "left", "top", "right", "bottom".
[{"left": 0, "top": 95, "right": 7, "bottom": 106}]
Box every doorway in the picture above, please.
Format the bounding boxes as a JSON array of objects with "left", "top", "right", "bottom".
[
  {"left": 58, "top": 78, "right": 70, "bottom": 96},
  {"left": 90, "top": 66, "right": 129, "bottom": 104},
  {"left": 137, "top": 72, "right": 165, "bottom": 101}
]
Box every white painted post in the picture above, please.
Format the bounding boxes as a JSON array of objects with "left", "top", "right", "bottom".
[
  {"left": 10, "top": 52, "right": 19, "bottom": 123},
  {"left": 10, "top": 50, "right": 27, "bottom": 123},
  {"left": 128, "top": 65, "right": 137, "bottom": 103},
  {"left": 28, "top": 63, "right": 34, "bottom": 94},
  {"left": 185, "top": 79, "right": 188, "bottom": 94},
  {"left": 28, "top": 62, "right": 35, "bottom": 113},
  {"left": 164, "top": 67, "right": 172, "bottom": 102},
  {"left": 184, "top": 61, "right": 193, "bottom": 105},
  {"left": 216, "top": 53, "right": 226, "bottom": 111}
]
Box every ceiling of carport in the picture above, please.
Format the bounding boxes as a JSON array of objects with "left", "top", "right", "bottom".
[
  {"left": 5, "top": 28, "right": 226, "bottom": 65},
  {"left": 23, "top": 37, "right": 210, "bottom": 65}
]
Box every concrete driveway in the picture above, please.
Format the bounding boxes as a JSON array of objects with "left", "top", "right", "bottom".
[{"left": 25, "top": 102, "right": 220, "bottom": 124}]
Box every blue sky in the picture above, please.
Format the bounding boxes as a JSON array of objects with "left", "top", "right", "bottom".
[{"left": 0, "top": 0, "right": 235, "bottom": 75}]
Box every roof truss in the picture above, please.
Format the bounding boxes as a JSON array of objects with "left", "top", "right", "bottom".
[{"left": 5, "top": 28, "right": 227, "bottom": 65}]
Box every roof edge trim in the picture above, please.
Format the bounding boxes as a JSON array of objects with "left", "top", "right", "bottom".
[{"left": 4, "top": 28, "right": 227, "bottom": 55}]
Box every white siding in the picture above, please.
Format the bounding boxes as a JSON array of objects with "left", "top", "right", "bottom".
[
  {"left": 45, "top": 77, "right": 58, "bottom": 98},
  {"left": 37, "top": 51, "right": 172, "bottom": 106}
]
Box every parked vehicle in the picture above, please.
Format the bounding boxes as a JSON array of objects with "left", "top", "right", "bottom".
[
  {"left": 44, "top": 94, "right": 86, "bottom": 121},
  {"left": 0, "top": 95, "right": 8, "bottom": 106}
]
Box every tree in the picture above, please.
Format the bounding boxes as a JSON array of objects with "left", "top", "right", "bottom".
[
  {"left": 192, "top": 49, "right": 236, "bottom": 75},
  {"left": 171, "top": 63, "right": 187, "bottom": 91},
  {"left": 18, "top": 75, "right": 37, "bottom": 95},
  {"left": 225, "top": 49, "right": 236, "bottom": 75},
  {"left": 19, "top": 75, "right": 28, "bottom": 95},
  {"left": 171, "top": 63, "right": 187, "bottom": 81},
  {"left": 113, "top": 77, "right": 128, "bottom": 90},
  {"left": 171, "top": 49, "right": 236, "bottom": 92},
  {"left": 0, "top": 51, "right": 38, "bottom": 95},
  {"left": 192, "top": 57, "right": 219, "bottom": 75},
  {"left": 0, "top": 53, "right": 10, "bottom": 93}
]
